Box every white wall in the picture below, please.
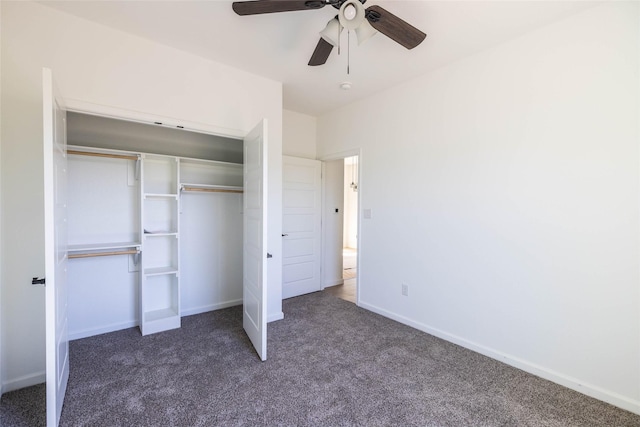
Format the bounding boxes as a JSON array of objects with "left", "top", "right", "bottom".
[
  {"left": 283, "top": 109, "right": 317, "bottom": 159},
  {"left": 66, "top": 154, "right": 140, "bottom": 340},
  {"left": 322, "top": 159, "right": 344, "bottom": 288},
  {"left": 1, "top": 1, "right": 283, "bottom": 392},
  {"left": 180, "top": 191, "right": 243, "bottom": 316},
  {"left": 317, "top": 2, "right": 640, "bottom": 414}
]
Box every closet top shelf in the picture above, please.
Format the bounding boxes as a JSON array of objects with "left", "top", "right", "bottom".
[
  {"left": 68, "top": 242, "right": 141, "bottom": 252},
  {"left": 67, "top": 145, "right": 139, "bottom": 159},
  {"left": 179, "top": 156, "right": 242, "bottom": 168},
  {"left": 181, "top": 183, "right": 243, "bottom": 192},
  {"left": 68, "top": 150, "right": 139, "bottom": 161},
  {"left": 68, "top": 145, "right": 243, "bottom": 167}
]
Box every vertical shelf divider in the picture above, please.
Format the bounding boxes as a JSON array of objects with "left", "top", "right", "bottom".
[{"left": 140, "top": 154, "right": 181, "bottom": 336}]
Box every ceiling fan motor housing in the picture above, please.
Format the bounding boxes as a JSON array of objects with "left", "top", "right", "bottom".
[{"left": 330, "top": 0, "right": 367, "bottom": 9}]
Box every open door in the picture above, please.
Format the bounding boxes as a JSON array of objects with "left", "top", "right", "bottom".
[
  {"left": 243, "top": 120, "right": 268, "bottom": 361},
  {"left": 43, "top": 68, "right": 69, "bottom": 427},
  {"left": 282, "top": 156, "right": 322, "bottom": 298}
]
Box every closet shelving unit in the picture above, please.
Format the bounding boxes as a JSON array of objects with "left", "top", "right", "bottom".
[
  {"left": 67, "top": 143, "right": 244, "bottom": 338},
  {"left": 140, "top": 154, "right": 181, "bottom": 335}
]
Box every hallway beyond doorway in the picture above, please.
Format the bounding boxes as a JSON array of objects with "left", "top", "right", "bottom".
[{"left": 324, "top": 248, "right": 356, "bottom": 303}]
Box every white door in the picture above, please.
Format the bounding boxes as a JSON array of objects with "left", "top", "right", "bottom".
[
  {"left": 282, "top": 156, "right": 322, "bottom": 299},
  {"left": 243, "top": 120, "right": 268, "bottom": 361},
  {"left": 43, "top": 68, "right": 69, "bottom": 427}
]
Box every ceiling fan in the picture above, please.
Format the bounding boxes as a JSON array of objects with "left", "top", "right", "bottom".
[{"left": 232, "top": 0, "right": 426, "bottom": 67}]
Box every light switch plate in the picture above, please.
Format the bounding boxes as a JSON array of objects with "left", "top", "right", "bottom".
[{"left": 363, "top": 208, "right": 372, "bottom": 219}]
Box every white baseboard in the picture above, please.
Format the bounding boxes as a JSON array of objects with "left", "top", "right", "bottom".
[
  {"left": 69, "top": 320, "right": 138, "bottom": 341},
  {"left": 183, "top": 301, "right": 282, "bottom": 322},
  {"left": 181, "top": 300, "right": 242, "bottom": 317},
  {"left": 323, "top": 279, "right": 344, "bottom": 289},
  {"left": 69, "top": 301, "right": 245, "bottom": 341},
  {"left": 268, "top": 311, "right": 284, "bottom": 322},
  {"left": 359, "top": 301, "right": 640, "bottom": 416},
  {"left": 2, "top": 371, "right": 46, "bottom": 393}
]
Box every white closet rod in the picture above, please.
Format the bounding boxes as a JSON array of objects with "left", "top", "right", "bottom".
[
  {"left": 182, "top": 186, "right": 243, "bottom": 194},
  {"left": 68, "top": 150, "right": 139, "bottom": 161},
  {"left": 68, "top": 249, "right": 140, "bottom": 259}
]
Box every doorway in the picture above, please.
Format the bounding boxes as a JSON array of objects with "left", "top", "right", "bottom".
[
  {"left": 323, "top": 153, "right": 360, "bottom": 304},
  {"left": 341, "top": 156, "right": 359, "bottom": 303}
]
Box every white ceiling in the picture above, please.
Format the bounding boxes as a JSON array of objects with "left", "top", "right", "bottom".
[{"left": 41, "top": 0, "right": 600, "bottom": 116}]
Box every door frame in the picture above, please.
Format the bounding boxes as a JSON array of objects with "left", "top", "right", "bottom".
[{"left": 319, "top": 149, "right": 362, "bottom": 306}]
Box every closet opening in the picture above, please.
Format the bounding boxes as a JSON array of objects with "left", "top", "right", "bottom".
[{"left": 65, "top": 111, "right": 245, "bottom": 340}]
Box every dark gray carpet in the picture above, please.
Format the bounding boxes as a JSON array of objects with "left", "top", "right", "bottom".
[
  {"left": 0, "top": 382, "right": 46, "bottom": 426},
  {"left": 2, "top": 292, "right": 639, "bottom": 426}
]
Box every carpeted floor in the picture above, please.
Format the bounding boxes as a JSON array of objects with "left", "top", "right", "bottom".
[{"left": 2, "top": 292, "right": 640, "bottom": 426}]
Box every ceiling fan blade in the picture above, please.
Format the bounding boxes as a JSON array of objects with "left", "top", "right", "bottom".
[
  {"left": 365, "top": 5, "right": 426, "bottom": 50},
  {"left": 233, "top": 0, "right": 326, "bottom": 16},
  {"left": 308, "top": 38, "right": 334, "bottom": 66}
]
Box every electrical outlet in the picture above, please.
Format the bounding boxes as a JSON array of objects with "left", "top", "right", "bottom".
[{"left": 401, "top": 283, "right": 409, "bottom": 297}]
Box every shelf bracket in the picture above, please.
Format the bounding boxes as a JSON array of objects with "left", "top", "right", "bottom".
[{"left": 133, "top": 252, "right": 140, "bottom": 266}]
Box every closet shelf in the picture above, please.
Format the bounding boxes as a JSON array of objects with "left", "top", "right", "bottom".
[
  {"left": 68, "top": 242, "right": 141, "bottom": 252},
  {"left": 181, "top": 183, "right": 243, "bottom": 194},
  {"left": 144, "top": 193, "right": 178, "bottom": 199},
  {"left": 144, "top": 266, "right": 178, "bottom": 276},
  {"left": 179, "top": 157, "right": 242, "bottom": 168},
  {"left": 68, "top": 149, "right": 139, "bottom": 161},
  {"left": 69, "top": 249, "right": 140, "bottom": 260},
  {"left": 144, "top": 308, "right": 179, "bottom": 323},
  {"left": 143, "top": 231, "right": 178, "bottom": 237}
]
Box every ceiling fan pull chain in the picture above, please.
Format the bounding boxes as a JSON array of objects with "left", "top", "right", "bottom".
[{"left": 347, "top": 30, "right": 350, "bottom": 75}]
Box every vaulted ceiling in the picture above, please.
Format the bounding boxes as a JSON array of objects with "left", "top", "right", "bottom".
[{"left": 42, "top": 1, "right": 600, "bottom": 116}]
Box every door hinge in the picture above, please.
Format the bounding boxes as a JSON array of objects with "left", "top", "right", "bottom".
[{"left": 32, "top": 277, "right": 46, "bottom": 286}]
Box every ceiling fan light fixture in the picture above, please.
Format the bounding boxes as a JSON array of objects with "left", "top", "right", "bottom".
[
  {"left": 339, "top": 0, "right": 365, "bottom": 31},
  {"left": 320, "top": 17, "right": 342, "bottom": 47},
  {"left": 343, "top": 4, "right": 357, "bottom": 20},
  {"left": 355, "top": 19, "right": 377, "bottom": 45}
]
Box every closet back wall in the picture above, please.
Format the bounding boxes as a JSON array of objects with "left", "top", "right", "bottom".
[
  {"left": 68, "top": 112, "right": 243, "bottom": 163},
  {"left": 67, "top": 153, "right": 140, "bottom": 339}
]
